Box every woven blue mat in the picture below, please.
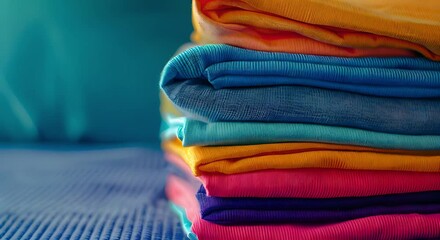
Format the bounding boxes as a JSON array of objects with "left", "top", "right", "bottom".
[{"left": 0, "top": 145, "right": 186, "bottom": 240}]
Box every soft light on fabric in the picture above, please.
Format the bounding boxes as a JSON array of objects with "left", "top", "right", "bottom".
[{"left": 192, "top": 0, "right": 440, "bottom": 60}]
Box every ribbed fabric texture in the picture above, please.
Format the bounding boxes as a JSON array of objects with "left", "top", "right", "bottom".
[
  {"left": 161, "top": 44, "right": 440, "bottom": 98},
  {"left": 192, "top": 0, "right": 440, "bottom": 60},
  {"left": 167, "top": 175, "right": 440, "bottom": 240},
  {"left": 161, "top": 0, "right": 440, "bottom": 238},
  {"left": 163, "top": 138, "right": 440, "bottom": 175},
  {"left": 201, "top": 170, "right": 440, "bottom": 199},
  {"left": 198, "top": 186, "right": 440, "bottom": 211},
  {"left": 197, "top": 187, "right": 440, "bottom": 225},
  {"left": 160, "top": 45, "right": 440, "bottom": 135},
  {"left": 166, "top": 153, "right": 440, "bottom": 198},
  {"left": 0, "top": 146, "right": 186, "bottom": 240},
  {"left": 162, "top": 116, "right": 440, "bottom": 150}
]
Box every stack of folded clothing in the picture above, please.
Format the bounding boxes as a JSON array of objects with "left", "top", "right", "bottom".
[{"left": 160, "top": 0, "right": 440, "bottom": 239}]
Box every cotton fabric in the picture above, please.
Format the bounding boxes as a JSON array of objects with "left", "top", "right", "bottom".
[
  {"left": 166, "top": 153, "right": 440, "bottom": 198},
  {"left": 197, "top": 187, "right": 440, "bottom": 212},
  {"left": 167, "top": 175, "right": 440, "bottom": 240},
  {"left": 163, "top": 138, "right": 440, "bottom": 175},
  {"left": 192, "top": 0, "right": 440, "bottom": 60},
  {"left": 161, "top": 45, "right": 440, "bottom": 135},
  {"left": 197, "top": 186, "right": 440, "bottom": 225},
  {"left": 162, "top": 115, "right": 440, "bottom": 150},
  {"left": 163, "top": 1, "right": 440, "bottom": 237},
  {"left": 161, "top": 44, "right": 440, "bottom": 98}
]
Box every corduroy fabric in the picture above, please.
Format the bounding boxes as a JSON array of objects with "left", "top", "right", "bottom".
[
  {"left": 161, "top": 44, "right": 440, "bottom": 98},
  {"left": 198, "top": 186, "right": 440, "bottom": 212},
  {"left": 163, "top": 138, "right": 440, "bottom": 175},
  {"left": 160, "top": 45, "right": 440, "bottom": 135},
  {"left": 167, "top": 175, "right": 440, "bottom": 240},
  {"left": 197, "top": 187, "right": 440, "bottom": 225},
  {"left": 162, "top": 116, "right": 440, "bottom": 150},
  {"left": 201, "top": 170, "right": 440, "bottom": 199},
  {"left": 0, "top": 146, "right": 186, "bottom": 240},
  {"left": 192, "top": 0, "right": 440, "bottom": 60},
  {"left": 166, "top": 153, "right": 440, "bottom": 198}
]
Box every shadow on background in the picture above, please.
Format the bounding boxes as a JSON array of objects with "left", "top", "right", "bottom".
[{"left": 0, "top": 0, "right": 192, "bottom": 143}]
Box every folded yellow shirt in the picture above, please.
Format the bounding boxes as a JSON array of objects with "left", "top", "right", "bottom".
[
  {"left": 193, "top": 0, "right": 440, "bottom": 60},
  {"left": 163, "top": 138, "right": 440, "bottom": 175}
]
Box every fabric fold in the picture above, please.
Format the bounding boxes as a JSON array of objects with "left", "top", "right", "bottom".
[
  {"left": 167, "top": 175, "right": 440, "bottom": 240},
  {"left": 197, "top": 186, "right": 440, "bottom": 225},
  {"left": 160, "top": 45, "right": 440, "bottom": 135},
  {"left": 192, "top": 0, "right": 440, "bottom": 60},
  {"left": 163, "top": 1, "right": 440, "bottom": 238},
  {"left": 166, "top": 153, "right": 440, "bottom": 198},
  {"left": 161, "top": 115, "right": 440, "bottom": 150},
  {"left": 161, "top": 44, "right": 440, "bottom": 98},
  {"left": 163, "top": 138, "right": 440, "bottom": 175}
]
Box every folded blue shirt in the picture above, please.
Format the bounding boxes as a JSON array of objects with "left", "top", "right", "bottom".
[
  {"left": 160, "top": 45, "right": 440, "bottom": 135},
  {"left": 162, "top": 44, "right": 440, "bottom": 98}
]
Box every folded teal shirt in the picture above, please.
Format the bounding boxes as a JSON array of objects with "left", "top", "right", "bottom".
[
  {"left": 160, "top": 45, "right": 440, "bottom": 135},
  {"left": 161, "top": 116, "right": 440, "bottom": 150}
]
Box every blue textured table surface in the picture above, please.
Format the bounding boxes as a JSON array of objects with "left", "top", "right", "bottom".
[{"left": 0, "top": 145, "right": 186, "bottom": 240}]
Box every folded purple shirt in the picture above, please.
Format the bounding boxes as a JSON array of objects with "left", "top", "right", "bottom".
[{"left": 196, "top": 186, "right": 440, "bottom": 225}]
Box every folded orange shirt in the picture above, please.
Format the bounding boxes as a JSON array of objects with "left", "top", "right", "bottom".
[
  {"left": 192, "top": 0, "right": 440, "bottom": 60},
  {"left": 163, "top": 138, "right": 440, "bottom": 175}
]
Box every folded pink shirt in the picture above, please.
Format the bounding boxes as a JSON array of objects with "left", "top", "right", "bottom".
[
  {"left": 167, "top": 175, "right": 440, "bottom": 240},
  {"left": 167, "top": 153, "right": 440, "bottom": 198}
]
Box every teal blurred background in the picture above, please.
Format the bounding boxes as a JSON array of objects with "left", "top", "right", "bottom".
[{"left": 0, "top": 0, "right": 192, "bottom": 143}]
